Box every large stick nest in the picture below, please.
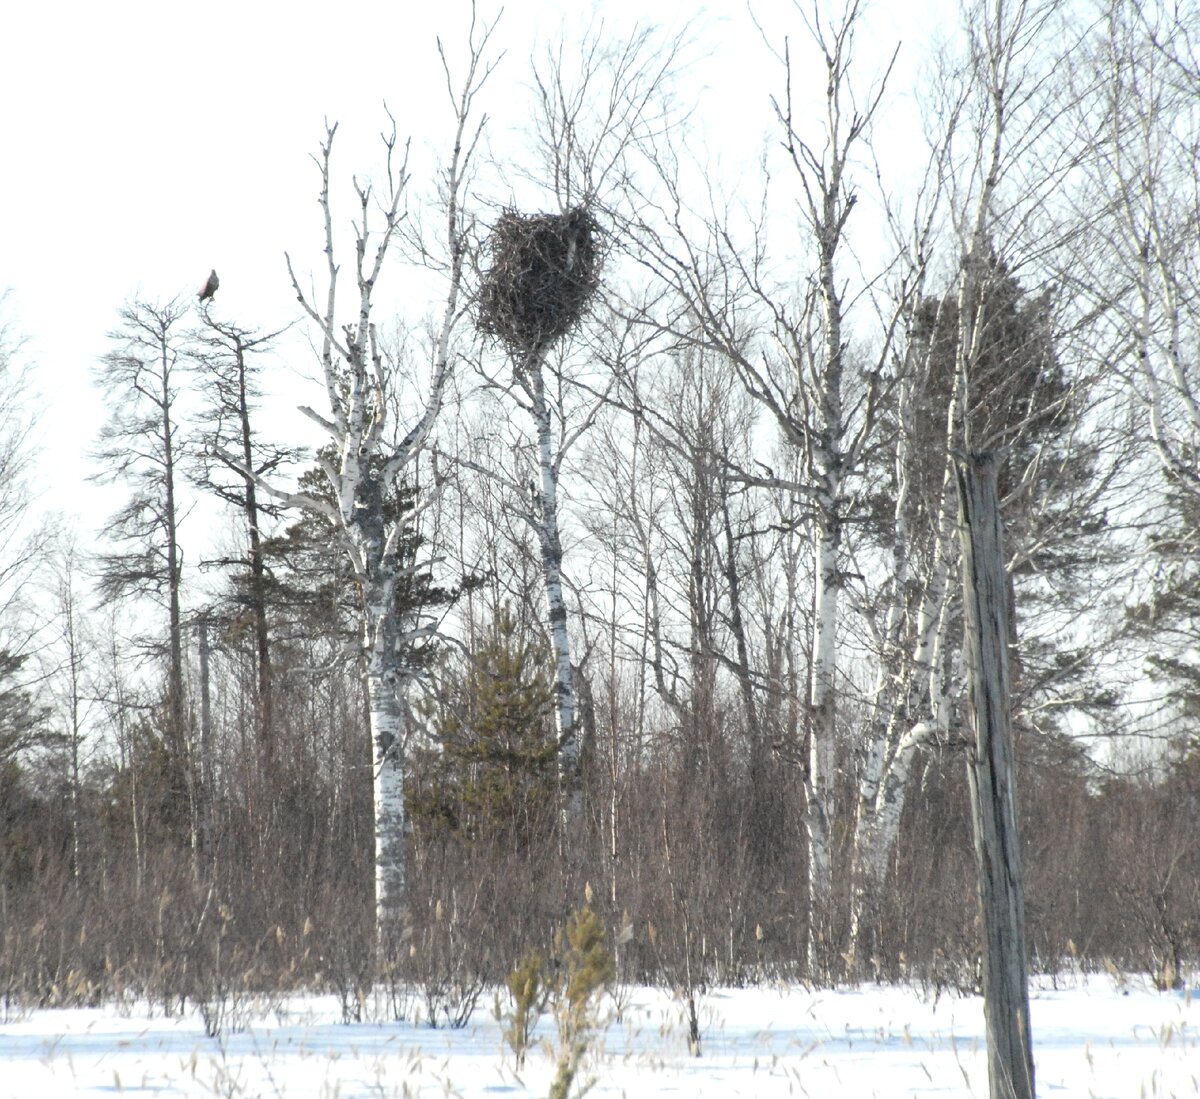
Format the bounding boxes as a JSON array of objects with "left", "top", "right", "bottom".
[{"left": 477, "top": 206, "right": 602, "bottom": 357}]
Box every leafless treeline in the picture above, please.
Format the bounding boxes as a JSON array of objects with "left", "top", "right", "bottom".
[{"left": 2, "top": 0, "right": 1199, "bottom": 1017}]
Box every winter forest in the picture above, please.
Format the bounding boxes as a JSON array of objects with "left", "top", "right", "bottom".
[{"left": 2, "top": 0, "right": 1199, "bottom": 1064}]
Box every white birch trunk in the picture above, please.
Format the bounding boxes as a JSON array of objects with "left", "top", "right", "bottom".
[
  {"left": 806, "top": 498, "right": 840, "bottom": 978},
  {"left": 236, "top": 58, "right": 482, "bottom": 938},
  {"left": 365, "top": 605, "right": 407, "bottom": 926},
  {"left": 802, "top": 128, "right": 851, "bottom": 979},
  {"left": 846, "top": 469, "right": 957, "bottom": 970},
  {"left": 846, "top": 718, "right": 936, "bottom": 968},
  {"left": 845, "top": 364, "right": 919, "bottom": 972},
  {"left": 527, "top": 357, "right": 580, "bottom": 821},
  {"left": 355, "top": 465, "right": 420, "bottom": 931}
]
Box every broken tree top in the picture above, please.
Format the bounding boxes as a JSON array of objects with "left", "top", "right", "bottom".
[{"left": 477, "top": 207, "right": 602, "bottom": 356}]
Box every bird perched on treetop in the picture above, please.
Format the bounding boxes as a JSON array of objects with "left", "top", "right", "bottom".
[{"left": 199, "top": 269, "right": 219, "bottom": 303}]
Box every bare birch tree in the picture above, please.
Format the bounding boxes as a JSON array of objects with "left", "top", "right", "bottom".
[
  {"left": 842, "top": 0, "right": 1124, "bottom": 989},
  {"left": 839, "top": 70, "right": 969, "bottom": 973},
  {"left": 1082, "top": 0, "right": 1200, "bottom": 701},
  {"left": 631, "top": 0, "right": 906, "bottom": 979},
  {"left": 461, "top": 25, "right": 681, "bottom": 827},
  {"left": 231, "top": 24, "right": 494, "bottom": 932}
]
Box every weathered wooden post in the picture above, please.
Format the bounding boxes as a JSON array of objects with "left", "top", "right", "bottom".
[{"left": 954, "top": 451, "right": 1035, "bottom": 1099}]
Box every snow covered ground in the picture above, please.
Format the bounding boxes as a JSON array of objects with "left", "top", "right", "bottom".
[{"left": 1, "top": 975, "right": 1195, "bottom": 1097}]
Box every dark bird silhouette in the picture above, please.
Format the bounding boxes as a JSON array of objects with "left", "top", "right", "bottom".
[{"left": 198, "top": 269, "right": 220, "bottom": 303}]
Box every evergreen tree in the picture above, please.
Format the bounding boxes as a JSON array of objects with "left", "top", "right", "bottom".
[
  {"left": 0, "top": 649, "right": 47, "bottom": 769},
  {"left": 1131, "top": 471, "right": 1200, "bottom": 742},
  {"left": 882, "top": 253, "right": 1109, "bottom": 730},
  {"left": 409, "top": 607, "right": 557, "bottom": 848},
  {"left": 258, "top": 449, "right": 454, "bottom": 678}
]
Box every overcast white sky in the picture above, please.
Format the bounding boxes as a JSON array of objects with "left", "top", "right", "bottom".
[{"left": 0, "top": 0, "right": 947, "bottom": 542}]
